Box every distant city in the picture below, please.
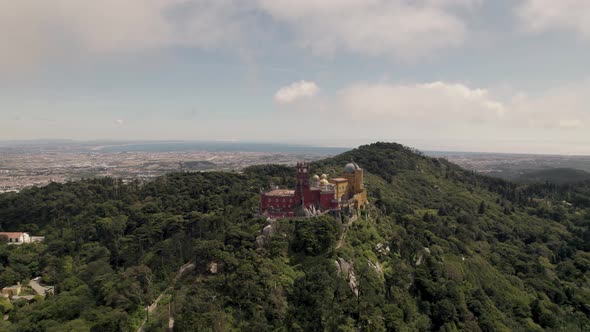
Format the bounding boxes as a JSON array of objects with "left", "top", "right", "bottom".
[
  {"left": 2, "top": 140, "right": 590, "bottom": 193},
  {"left": 0, "top": 141, "right": 348, "bottom": 193}
]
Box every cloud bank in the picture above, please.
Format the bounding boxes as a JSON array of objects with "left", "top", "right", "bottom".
[
  {"left": 276, "top": 80, "right": 590, "bottom": 131},
  {"left": 4, "top": 0, "right": 590, "bottom": 73},
  {"left": 0, "top": 0, "right": 481, "bottom": 73},
  {"left": 0, "top": 0, "right": 254, "bottom": 73},
  {"left": 335, "top": 81, "right": 505, "bottom": 122}
]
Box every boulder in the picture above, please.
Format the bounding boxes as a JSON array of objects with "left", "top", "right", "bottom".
[{"left": 207, "top": 262, "right": 218, "bottom": 274}]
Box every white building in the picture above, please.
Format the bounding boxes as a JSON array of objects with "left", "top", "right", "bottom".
[{"left": 0, "top": 232, "right": 32, "bottom": 244}]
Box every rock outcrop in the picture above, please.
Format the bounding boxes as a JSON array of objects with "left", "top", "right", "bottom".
[{"left": 335, "top": 257, "right": 359, "bottom": 297}]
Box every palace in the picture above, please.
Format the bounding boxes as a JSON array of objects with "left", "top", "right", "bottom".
[{"left": 260, "top": 162, "right": 368, "bottom": 218}]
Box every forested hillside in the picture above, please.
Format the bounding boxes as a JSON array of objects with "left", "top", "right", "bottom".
[
  {"left": 513, "top": 168, "right": 590, "bottom": 185},
  {"left": 0, "top": 142, "right": 588, "bottom": 331}
]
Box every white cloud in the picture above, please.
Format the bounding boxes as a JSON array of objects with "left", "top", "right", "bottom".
[
  {"left": 509, "top": 80, "right": 590, "bottom": 129},
  {"left": 559, "top": 119, "right": 583, "bottom": 129},
  {"left": 274, "top": 80, "right": 320, "bottom": 104},
  {"left": 517, "top": 0, "right": 590, "bottom": 38},
  {"left": 335, "top": 81, "right": 505, "bottom": 122},
  {"left": 115, "top": 119, "right": 125, "bottom": 125},
  {"left": 257, "top": 0, "right": 478, "bottom": 59}
]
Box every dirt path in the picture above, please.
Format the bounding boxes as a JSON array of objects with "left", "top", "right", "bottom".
[
  {"left": 168, "top": 303, "right": 174, "bottom": 330},
  {"left": 136, "top": 262, "right": 194, "bottom": 332},
  {"left": 336, "top": 215, "right": 357, "bottom": 249}
]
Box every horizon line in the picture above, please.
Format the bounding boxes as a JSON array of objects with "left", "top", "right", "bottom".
[{"left": 1, "top": 138, "right": 590, "bottom": 157}]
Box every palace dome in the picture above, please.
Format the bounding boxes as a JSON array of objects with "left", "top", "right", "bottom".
[
  {"left": 312, "top": 174, "right": 320, "bottom": 181},
  {"left": 320, "top": 174, "right": 328, "bottom": 180},
  {"left": 344, "top": 162, "right": 360, "bottom": 173},
  {"left": 319, "top": 179, "right": 330, "bottom": 186}
]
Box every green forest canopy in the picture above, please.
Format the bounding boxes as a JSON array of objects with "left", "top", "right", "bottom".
[{"left": 0, "top": 142, "right": 588, "bottom": 331}]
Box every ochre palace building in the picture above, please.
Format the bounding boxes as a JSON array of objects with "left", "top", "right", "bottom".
[{"left": 259, "top": 162, "right": 368, "bottom": 218}]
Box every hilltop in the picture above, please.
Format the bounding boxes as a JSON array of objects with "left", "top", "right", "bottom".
[{"left": 0, "top": 142, "right": 588, "bottom": 331}]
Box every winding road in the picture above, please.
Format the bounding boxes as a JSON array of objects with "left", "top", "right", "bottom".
[
  {"left": 336, "top": 214, "right": 357, "bottom": 249},
  {"left": 136, "top": 262, "right": 195, "bottom": 332},
  {"left": 29, "top": 279, "right": 52, "bottom": 296}
]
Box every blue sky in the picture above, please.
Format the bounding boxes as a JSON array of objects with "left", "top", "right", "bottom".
[{"left": 1, "top": 0, "right": 589, "bottom": 154}]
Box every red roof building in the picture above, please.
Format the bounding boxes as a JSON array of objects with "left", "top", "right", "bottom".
[{"left": 0, "top": 232, "right": 32, "bottom": 244}]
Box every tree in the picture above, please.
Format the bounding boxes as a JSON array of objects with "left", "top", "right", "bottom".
[
  {"left": 291, "top": 216, "right": 340, "bottom": 255},
  {"left": 0, "top": 298, "right": 13, "bottom": 314},
  {"left": 0, "top": 267, "right": 20, "bottom": 288},
  {"left": 478, "top": 201, "right": 487, "bottom": 214},
  {"left": 47, "top": 319, "right": 91, "bottom": 332}
]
